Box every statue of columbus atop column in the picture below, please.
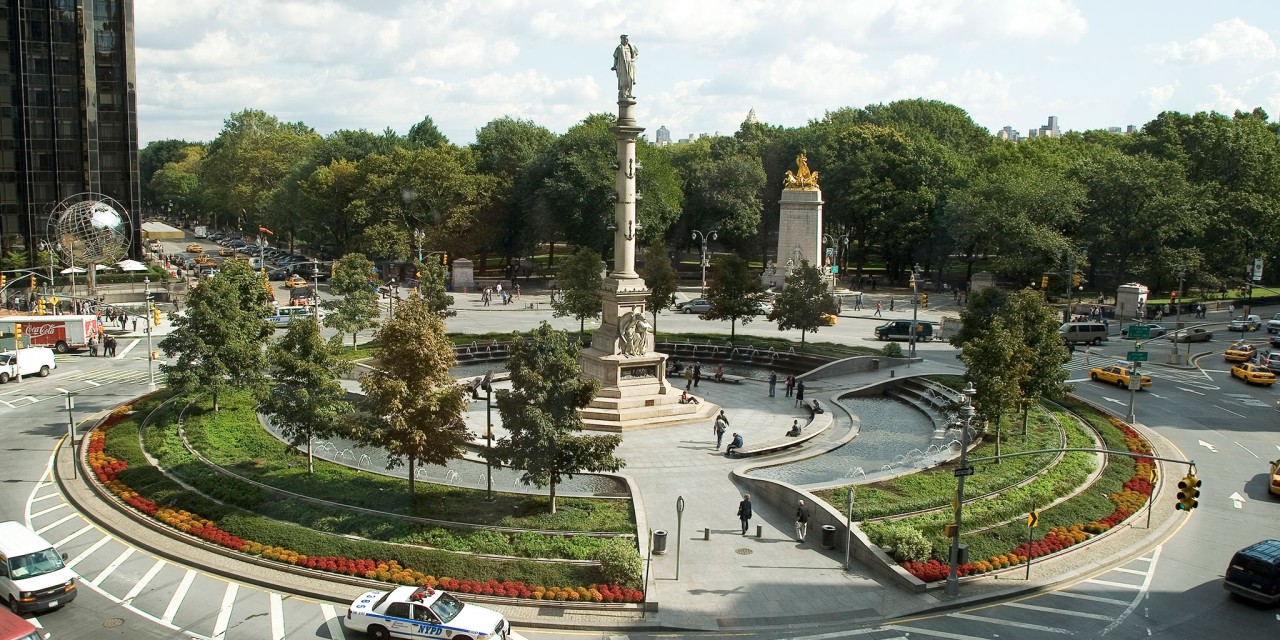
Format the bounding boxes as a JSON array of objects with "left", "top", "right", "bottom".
[{"left": 611, "top": 34, "right": 638, "bottom": 99}]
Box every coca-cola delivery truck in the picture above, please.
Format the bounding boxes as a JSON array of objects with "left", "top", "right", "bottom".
[{"left": 0, "top": 315, "right": 99, "bottom": 353}]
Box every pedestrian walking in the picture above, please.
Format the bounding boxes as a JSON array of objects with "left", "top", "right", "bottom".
[
  {"left": 874, "top": 300, "right": 882, "bottom": 317},
  {"left": 1084, "top": 345, "right": 1091, "bottom": 366},
  {"left": 785, "top": 375, "right": 795, "bottom": 397},
  {"left": 1228, "top": 303, "right": 1235, "bottom": 317},
  {"left": 737, "top": 493, "right": 753, "bottom": 535},
  {"left": 794, "top": 380, "right": 806, "bottom": 407},
  {"left": 693, "top": 363, "right": 702, "bottom": 388},
  {"left": 132, "top": 317, "right": 138, "bottom": 332},
  {"left": 515, "top": 283, "right": 520, "bottom": 300},
  {"left": 713, "top": 411, "right": 728, "bottom": 449},
  {"left": 768, "top": 371, "right": 778, "bottom": 397},
  {"left": 684, "top": 367, "right": 694, "bottom": 391},
  {"left": 88, "top": 336, "right": 98, "bottom": 357},
  {"left": 795, "top": 499, "right": 811, "bottom": 542},
  {"left": 853, "top": 296, "right": 862, "bottom": 311},
  {"left": 889, "top": 298, "right": 895, "bottom": 312}
]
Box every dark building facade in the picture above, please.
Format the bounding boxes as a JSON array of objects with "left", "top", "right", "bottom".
[{"left": 0, "top": 0, "right": 140, "bottom": 264}]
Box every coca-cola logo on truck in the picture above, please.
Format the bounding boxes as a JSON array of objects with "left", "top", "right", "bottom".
[{"left": 24, "top": 323, "right": 61, "bottom": 339}]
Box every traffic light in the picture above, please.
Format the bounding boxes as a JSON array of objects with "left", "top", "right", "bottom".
[
  {"left": 152, "top": 307, "right": 163, "bottom": 326},
  {"left": 0, "top": 274, "right": 6, "bottom": 288},
  {"left": 12, "top": 323, "right": 21, "bottom": 344},
  {"left": 36, "top": 298, "right": 46, "bottom": 315},
  {"left": 908, "top": 274, "right": 916, "bottom": 288},
  {"left": 1040, "top": 276, "right": 1049, "bottom": 289},
  {"left": 1176, "top": 473, "right": 1201, "bottom": 511},
  {"left": 440, "top": 253, "right": 448, "bottom": 266},
  {"left": 921, "top": 293, "right": 928, "bottom": 308},
  {"left": 1073, "top": 274, "right": 1082, "bottom": 288},
  {"left": 28, "top": 275, "right": 35, "bottom": 290}
]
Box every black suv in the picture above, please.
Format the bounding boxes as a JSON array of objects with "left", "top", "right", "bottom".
[{"left": 875, "top": 319, "right": 934, "bottom": 342}]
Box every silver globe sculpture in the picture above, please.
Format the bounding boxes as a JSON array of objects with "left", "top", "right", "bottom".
[{"left": 49, "top": 193, "right": 132, "bottom": 266}]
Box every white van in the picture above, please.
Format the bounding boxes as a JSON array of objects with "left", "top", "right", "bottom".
[
  {"left": 0, "top": 348, "right": 56, "bottom": 384},
  {"left": 268, "top": 305, "right": 324, "bottom": 328},
  {"left": 0, "top": 521, "right": 77, "bottom": 612}
]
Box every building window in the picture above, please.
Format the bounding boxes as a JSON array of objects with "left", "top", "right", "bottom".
[
  {"left": 95, "top": 29, "right": 117, "bottom": 53},
  {"left": 101, "top": 153, "right": 120, "bottom": 169}
]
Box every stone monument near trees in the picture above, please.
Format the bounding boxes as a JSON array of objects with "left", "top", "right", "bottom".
[
  {"left": 765, "top": 153, "right": 824, "bottom": 290},
  {"left": 579, "top": 36, "right": 716, "bottom": 431}
]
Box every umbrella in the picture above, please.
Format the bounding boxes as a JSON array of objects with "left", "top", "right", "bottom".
[
  {"left": 116, "top": 259, "right": 148, "bottom": 272},
  {"left": 60, "top": 266, "right": 87, "bottom": 274}
]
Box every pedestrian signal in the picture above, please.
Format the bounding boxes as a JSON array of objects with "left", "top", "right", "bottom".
[{"left": 1176, "top": 473, "right": 1200, "bottom": 511}]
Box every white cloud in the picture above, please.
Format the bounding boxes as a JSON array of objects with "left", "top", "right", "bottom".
[
  {"left": 922, "top": 69, "right": 1013, "bottom": 115},
  {"left": 888, "top": 54, "right": 938, "bottom": 82},
  {"left": 1159, "top": 18, "right": 1276, "bottom": 65},
  {"left": 1141, "top": 81, "right": 1179, "bottom": 111}
]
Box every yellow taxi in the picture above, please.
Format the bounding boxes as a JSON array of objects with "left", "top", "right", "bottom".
[
  {"left": 1088, "top": 364, "right": 1152, "bottom": 389},
  {"left": 1223, "top": 342, "right": 1257, "bottom": 363},
  {"left": 194, "top": 255, "right": 216, "bottom": 266},
  {"left": 218, "top": 247, "right": 234, "bottom": 257},
  {"left": 284, "top": 275, "right": 309, "bottom": 289},
  {"left": 186, "top": 243, "right": 204, "bottom": 253},
  {"left": 820, "top": 313, "right": 838, "bottom": 326},
  {"left": 1230, "top": 362, "right": 1277, "bottom": 386},
  {"left": 1269, "top": 459, "right": 1280, "bottom": 497}
]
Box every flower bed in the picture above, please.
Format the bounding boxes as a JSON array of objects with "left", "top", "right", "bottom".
[
  {"left": 894, "top": 400, "right": 1155, "bottom": 582},
  {"left": 87, "top": 403, "right": 643, "bottom": 603}
]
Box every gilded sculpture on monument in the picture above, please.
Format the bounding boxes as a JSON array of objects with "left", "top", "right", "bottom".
[{"left": 783, "top": 152, "right": 820, "bottom": 190}]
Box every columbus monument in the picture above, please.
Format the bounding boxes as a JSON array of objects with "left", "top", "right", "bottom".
[{"left": 578, "top": 35, "right": 716, "bottom": 431}]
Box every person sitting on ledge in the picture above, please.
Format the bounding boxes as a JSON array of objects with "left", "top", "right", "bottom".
[
  {"left": 786, "top": 420, "right": 802, "bottom": 437},
  {"left": 810, "top": 399, "right": 824, "bottom": 414},
  {"left": 679, "top": 390, "right": 700, "bottom": 404},
  {"left": 714, "top": 363, "right": 725, "bottom": 382},
  {"left": 726, "top": 432, "right": 744, "bottom": 456}
]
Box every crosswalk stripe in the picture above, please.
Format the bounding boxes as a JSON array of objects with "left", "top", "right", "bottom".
[
  {"left": 212, "top": 582, "right": 238, "bottom": 640},
  {"left": 946, "top": 612, "right": 1073, "bottom": 634},
  {"left": 321, "top": 603, "right": 346, "bottom": 640},
  {"left": 52, "top": 524, "right": 94, "bottom": 549},
  {"left": 1085, "top": 577, "right": 1144, "bottom": 590},
  {"left": 122, "top": 559, "right": 166, "bottom": 602},
  {"left": 1112, "top": 567, "right": 1147, "bottom": 576},
  {"left": 1051, "top": 590, "right": 1130, "bottom": 606},
  {"left": 1002, "top": 601, "right": 1116, "bottom": 620},
  {"left": 65, "top": 535, "right": 112, "bottom": 569},
  {"left": 29, "top": 502, "right": 67, "bottom": 518},
  {"left": 161, "top": 569, "right": 196, "bottom": 624},
  {"left": 30, "top": 491, "right": 59, "bottom": 503},
  {"left": 89, "top": 547, "right": 134, "bottom": 586},
  {"left": 270, "top": 592, "right": 285, "bottom": 640},
  {"left": 884, "top": 624, "right": 988, "bottom": 640},
  {"left": 35, "top": 512, "right": 78, "bottom": 534}
]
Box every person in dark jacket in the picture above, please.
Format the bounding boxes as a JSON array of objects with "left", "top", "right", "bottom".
[
  {"left": 737, "top": 493, "right": 753, "bottom": 535},
  {"left": 794, "top": 380, "right": 806, "bottom": 407}
]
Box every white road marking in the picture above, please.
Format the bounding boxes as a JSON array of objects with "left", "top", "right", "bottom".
[
  {"left": 1003, "top": 601, "right": 1116, "bottom": 621},
  {"left": 884, "top": 625, "right": 987, "bottom": 640},
  {"left": 270, "top": 592, "right": 285, "bottom": 640},
  {"left": 65, "top": 535, "right": 113, "bottom": 569},
  {"left": 30, "top": 491, "right": 58, "bottom": 503},
  {"left": 1052, "top": 590, "right": 1130, "bottom": 606},
  {"left": 1229, "top": 491, "right": 1246, "bottom": 509},
  {"left": 1067, "top": 378, "right": 1090, "bottom": 383},
  {"left": 54, "top": 387, "right": 69, "bottom": 394},
  {"left": 947, "top": 612, "right": 1072, "bottom": 634},
  {"left": 1177, "top": 387, "right": 1205, "bottom": 395},
  {"left": 89, "top": 546, "right": 134, "bottom": 586},
  {"left": 1198, "top": 439, "right": 1218, "bottom": 452},
  {"left": 1234, "top": 442, "right": 1259, "bottom": 458},
  {"left": 29, "top": 502, "right": 67, "bottom": 519},
  {"left": 52, "top": 524, "right": 93, "bottom": 548},
  {"left": 1112, "top": 567, "right": 1148, "bottom": 576},
  {"left": 1102, "top": 397, "right": 1126, "bottom": 406},
  {"left": 212, "top": 582, "right": 239, "bottom": 640},
  {"left": 122, "top": 559, "right": 166, "bottom": 603},
  {"left": 1101, "top": 545, "right": 1163, "bottom": 635},
  {"left": 321, "top": 603, "right": 346, "bottom": 640},
  {"left": 1213, "top": 404, "right": 1244, "bottom": 419},
  {"left": 116, "top": 338, "right": 141, "bottom": 358},
  {"left": 35, "top": 512, "right": 78, "bottom": 534},
  {"left": 1086, "top": 578, "right": 1144, "bottom": 590},
  {"left": 161, "top": 569, "right": 196, "bottom": 624},
  {"left": 85, "top": 379, "right": 101, "bottom": 386}
]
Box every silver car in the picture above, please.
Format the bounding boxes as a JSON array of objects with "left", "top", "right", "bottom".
[{"left": 679, "top": 298, "right": 711, "bottom": 314}]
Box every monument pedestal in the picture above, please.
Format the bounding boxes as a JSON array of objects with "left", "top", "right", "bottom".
[
  {"left": 579, "top": 277, "right": 717, "bottom": 431},
  {"left": 768, "top": 169, "right": 823, "bottom": 290}
]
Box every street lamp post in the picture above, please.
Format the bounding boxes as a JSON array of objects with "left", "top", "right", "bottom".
[
  {"left": 945, "top": 382, "right": 977, "bottom": 597},
  {"left": 691, "top": 229, "right": 717, "bottom": 296},
  {"left": 1169, "top": 265, "right": 1186, "bottom": 365},
  {"left": 822, "top": 233, "right": 850, "bottom": 290},
  {"left": 311, "top": 258, "right": 321, "bottom": 316},
  {"left": 39, "top": 241, "right": 55, "bottom": 296},
  {"left": 64, "top": 390, "right": 78, "bottom": 479},
  {"left": 144, "top": 277, "right": 155, "bottom": 391},
  {"left": 909, "top": 263, "right": 922, "bottom": 357},
  {"left": 481, "top": 370, "right": 495, "bottom": 502}
]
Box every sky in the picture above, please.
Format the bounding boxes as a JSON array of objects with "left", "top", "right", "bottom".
[{"left": 134, "top": 0, "right": 1280, "bottom": 146}]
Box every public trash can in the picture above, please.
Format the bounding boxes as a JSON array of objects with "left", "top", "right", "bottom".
[
  {"left": 821, "top": 524, "right": 837, "bottom": 549},
  {"left": 957, "top": 543, "right": 969, "bottom": 565},
  {"left": 871, "top": 358, "right": 880, "bottom": 371},
  {"left": 653, "top": 530, "right": 668, "bottom": 555}
]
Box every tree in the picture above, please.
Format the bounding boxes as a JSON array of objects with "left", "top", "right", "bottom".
[
  {"left": 551, "top": 247, "right": 603, "bottom": 339},
  {"left": 324, "top": 253, "right": 381, "bottom": 348},
  {"left": 415, "top": 259, "right": 455, "bottom": 317},
  {"left": 767, "top": 262, "right": 834, "bottom": 346},
  {"left": 160, "top": 260, "right": 273, "bottom": 411},
  {"left": 406, "top": 115, "right": 449, "bottom": 148},
  {"left": 640, "top": 242, "right": 678, "bottom": 333},
  {"left": 1001, "top": 290, "right": 1072, "bottom": 435},
  {"left": 355, "top": 295, "right": 468, "bottom": 500},
  {"left": 959, "top": 313, "right": 1021, "bottom": 453},
  {"left": 201, "top": 109, "right": 319, "bottom": 229},
  {"left": 949, "top": 287, "right": 1009, "bottom": 348},
  {"left": 473, "top": 117, "right": 557, "bottom": 265},
  {"left": 260, "top": 318, "right": 352, "bottom": 473},
  {"left": 702, "top": 254, "right": 767, "bottom": 338},
  {"left": 486, "top": 323, "right": 623, "bottom": 513}
]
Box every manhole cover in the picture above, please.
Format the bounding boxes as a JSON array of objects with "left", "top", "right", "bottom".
[
  {"left": 736, "top": 548, "right": 753, "bottom": 555},
  {"left": 103, "top": 618, "right": 125, "bottom": 628}
]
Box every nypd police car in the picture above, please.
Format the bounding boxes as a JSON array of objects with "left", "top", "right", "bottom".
[{"left": 344, "top": 585, "right": 513, "bottom": 640}]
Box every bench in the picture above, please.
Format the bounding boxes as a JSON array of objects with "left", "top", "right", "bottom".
[
  {"left": 712, "top": 374, "right": 745, "bottom": 384},
  {"left": 729, "top": 413, "right": 833, "bottom": 458}
]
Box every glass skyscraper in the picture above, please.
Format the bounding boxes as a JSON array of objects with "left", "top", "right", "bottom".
[{"left": 0, "top": 0, "right": 140, "bottom": 264}]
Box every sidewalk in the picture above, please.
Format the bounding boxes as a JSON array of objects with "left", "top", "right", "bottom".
[{"left": 55, "top": 358, "right": 1185, "bottom": 633}]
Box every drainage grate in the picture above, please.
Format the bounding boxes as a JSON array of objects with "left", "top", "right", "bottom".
[
  {"left": 736, "top": 548, "right": 753, "bottom": 555},
  {"left": 103, "top": 618, "right": 125, "bottom": 628}
]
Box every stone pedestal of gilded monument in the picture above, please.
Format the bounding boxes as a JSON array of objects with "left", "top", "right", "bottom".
[{"left": 765, "top": 156, "right": 824, "bottom": 290}]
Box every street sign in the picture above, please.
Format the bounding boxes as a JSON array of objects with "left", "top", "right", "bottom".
[
  {"left": 831, "top": 265, "right": 839, "bottom": 274},
  {"left": 1127, "top": 351, "right": 1149, "bottom": 362},
  {"left": 1027, "top": 511, "right": 1039, "bottom": 528},
  {"left": 1253, "top": 258, "right": 1263, "bottom": 282},
  {"left": 954, "top": 467, "right": 975, "bottom": 477},
  {"left": 1127, "top": 325, "right": 1151, "bottom": 339}
]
